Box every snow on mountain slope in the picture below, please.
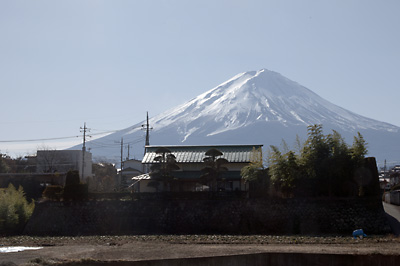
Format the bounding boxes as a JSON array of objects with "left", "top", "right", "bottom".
[
  {"left": 146, "top": 69, "right": 397, "bottom": 137},
  {"left": 73, "top": 69, "right": 400, "bottom": 164}
]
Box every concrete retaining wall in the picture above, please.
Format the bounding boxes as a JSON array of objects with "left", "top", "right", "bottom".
[
  {"left": 390, "top": 190, "right": 400, "bottom": 205},
  {"left": 24, "top": 197, "right": 390, "bottom": 236},
  {"left": 384, "top": 191, "right": 400, "bottom": 206}
]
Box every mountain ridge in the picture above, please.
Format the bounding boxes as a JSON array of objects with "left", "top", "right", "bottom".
[
  {"left": 145, "top": 68, "right": 397, "bottom": 138},
  {"left": 72, "top": 69, "right": 400, "bottom": 165}
]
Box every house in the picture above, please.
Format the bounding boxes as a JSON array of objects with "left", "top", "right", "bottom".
[
  {"left": 131, "top": 144, "right": 262, "bottom": 193},
  {"left": 36, "top": 150, "right": 92, "bottom": 181},
  {"left": 122, "top": 159, "right": 144, "bottom": 177},
  {"left": 120, "top": 159, "right": 144, "bottom": 187},
  {"left": 389, "top": 165, "right": 400, "bottom": 186}
]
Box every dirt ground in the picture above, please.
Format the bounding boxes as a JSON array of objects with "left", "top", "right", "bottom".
[{"left": 1, "top": 235, "right": 400, "bottom": 265}]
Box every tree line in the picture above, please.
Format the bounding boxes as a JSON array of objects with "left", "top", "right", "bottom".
[{"left": 242, "top": 124, "right": 378, "bottom": 198}]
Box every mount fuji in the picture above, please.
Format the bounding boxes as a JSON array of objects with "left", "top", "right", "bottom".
[{"left": 73, "top": 69, "right": 400, "bottom": 165}]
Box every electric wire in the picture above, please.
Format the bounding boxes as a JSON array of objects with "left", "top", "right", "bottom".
[
  {"left": 0, "top": 127, "right": 140, "bottom": 143},
  {"left": 0, "top": 135, "right": 80, "bottom": 143}
]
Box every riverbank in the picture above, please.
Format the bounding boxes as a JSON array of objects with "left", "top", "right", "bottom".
[{"left": 1, "top": 235, "right": 400, "bottom": 265}]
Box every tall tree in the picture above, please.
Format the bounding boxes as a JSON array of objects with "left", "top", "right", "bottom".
[
  {"left": 351, "top": 132, "right": 369, "bottom": 196},
  {"left": 268, "top": 146, "right": 299, "bottom": 197},
  {"left": 267, "top": 125, "right": 367, "bottom": 197},
  {"left": 201, "top": 148, "right": 229, "bottom": 191},
  {"left": 241, "top": 147, "right": 270, "bottom": 198},
  {"left": 241, "top": 147, "right": 263, "bottom": 183},
  {"left": 323, "top": 130, "right": 353, "bottom": 196},
  {"left": 351, "top": 132, "right": 368, "bottom": 164},
  {"left": 92, "top": 162, "right": 117, "bottom": 192},
  {"left": 300, "top": 124, "right": 330, "bottom": 180},
  {"left": 150, "top": 148, "right": 180, "bottom": 191}
]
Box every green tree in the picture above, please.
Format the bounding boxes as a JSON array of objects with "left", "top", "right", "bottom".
[
  {"left": 241, "top": 164, "right": 262, "bottom": 183},
  {"left": 63, "top": 170, "right": 88, "bottom": 201},
  {"left": 241, "top": 147, "right": 263, "bottom": 183},
  {"left": 299, "top": 125, "right": 347, "bottom": 196},
  {"left": 324, "top": 130, "right": 354, "bottom": 196},
  {"left": 300, "top": 124, "right": 330, "bottom": 180},
  {"left": 267, "top": 125, "right": 368, "bottom": 197},
  {"left": 93, "top": 162, "right": 117, "bottom": 178},
  {"left": 65, "top": 170, "right": 80, "bottom": 186},
  {"left": 150, "top": 148, "right": 180, "bottom": 191},
  {"left": 0, "top": 154, "right": 10, "bottom": 173},
  {"left": 268, "top": 146, "right": 300, "bottom": 197},
  {"left": 351, "top": 132, "right": 369, "bottom": 196},
  {"left": 328, "top": 130, "right": 349, "bottom": 158},
  {"left": 351, "top": 132, "right": 368, "bottom": 164},
  {"left": 0, "top": 183, "right": 35, "bottom": 234},
  {"left": 201, "top": 148, "right": 229, "bottom": 191},
  {"left": 92, "top": 162, "right": 117, "bottom": 192},
  {"left": 0, "top": 155, "right": 36, "bottom": 174}
]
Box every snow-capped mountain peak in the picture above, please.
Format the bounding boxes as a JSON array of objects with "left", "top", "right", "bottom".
[
  {"left": 147, "top": 69, "right": 397, "bottom": 140},
  {"left": 74, "top": 69, "right": 400, "bottom": 164}
]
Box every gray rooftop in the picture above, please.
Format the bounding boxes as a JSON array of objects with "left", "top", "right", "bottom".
[{"left": 142, "top": 144, "right": 262, "bottom": 164}]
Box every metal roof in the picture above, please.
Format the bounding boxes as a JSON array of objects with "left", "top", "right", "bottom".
[
  {"left": 130, "top": 171, "right": 242, "bottom": 181},
  {"left": 142, "top": 144, "right": 262, "bottom": 164}
]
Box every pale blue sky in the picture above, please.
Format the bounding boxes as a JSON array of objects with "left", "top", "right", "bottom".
[{"left": 1, "top": 0, "right": 399, "bottom": 156}]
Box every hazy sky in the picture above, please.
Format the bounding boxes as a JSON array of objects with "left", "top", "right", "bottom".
[{"left": 1, "top": 0, "right": 399, "bottom": 157}]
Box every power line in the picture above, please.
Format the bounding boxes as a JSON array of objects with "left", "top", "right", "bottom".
[
  {"left": 89, "top": 130, "right": 120, "bottom": 136},
  {"left": 87, "top": 137, "right": 146, "bottom": 149},
  {"left": 0, "top": 128, "right": 133, "bottom": 144},
  {"left": 1, "top": 124, "right": 146, "bottom": 158},
  {"left": 0, "top": 135, "right": 80, "bottom": 143}
]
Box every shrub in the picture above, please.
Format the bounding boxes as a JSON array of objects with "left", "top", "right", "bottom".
[
  {"left": 63, "top": 170, "right": 88, "bottom": 201},
  {"left": 42, "top": 185, "right": 63, "bottom": 201},
  {"left": 63, "top": 183, "right": 88, "bottom": 201},
  {"left": 65, "top": 170, "right": 80, "bottom": 186},
  {"left": 0, "top": 183, "right": 35, "bottom": 234}
]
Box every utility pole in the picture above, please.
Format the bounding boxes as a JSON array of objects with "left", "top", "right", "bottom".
[
  {"left": 80, "top": 122, "right": 90, "bottom": 181},
  {"left": 384, "top": 159, "right": 388, "bottom": 185},
  {"left": 120, "top": 137, "right": 124, "bottom": 173},
  {"left": 120, "top": 137, "right": 124, "bottom": 188},
  {"left": 126, "top": 144, "right": 131, "bottom": 161},
  {"left": 141, "top": 112, "right": 153, "bottom": 173},
  {"left": 141, "top": 112, "right": 153, "bottom": 155}
]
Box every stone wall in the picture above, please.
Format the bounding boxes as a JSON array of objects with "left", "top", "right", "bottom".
[{"left": 24, "top": 197, "right": 391, "bottom": 236}]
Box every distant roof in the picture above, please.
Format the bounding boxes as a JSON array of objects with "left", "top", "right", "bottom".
[
  {"left": 122, "top": 167, "right": 143, "bottom": 173},
  {"left": 142, "top": 144, "right": 262, "bottom": 164},
  {"left": 132, "top": 173, "right": 151, "bottom": 180}
]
